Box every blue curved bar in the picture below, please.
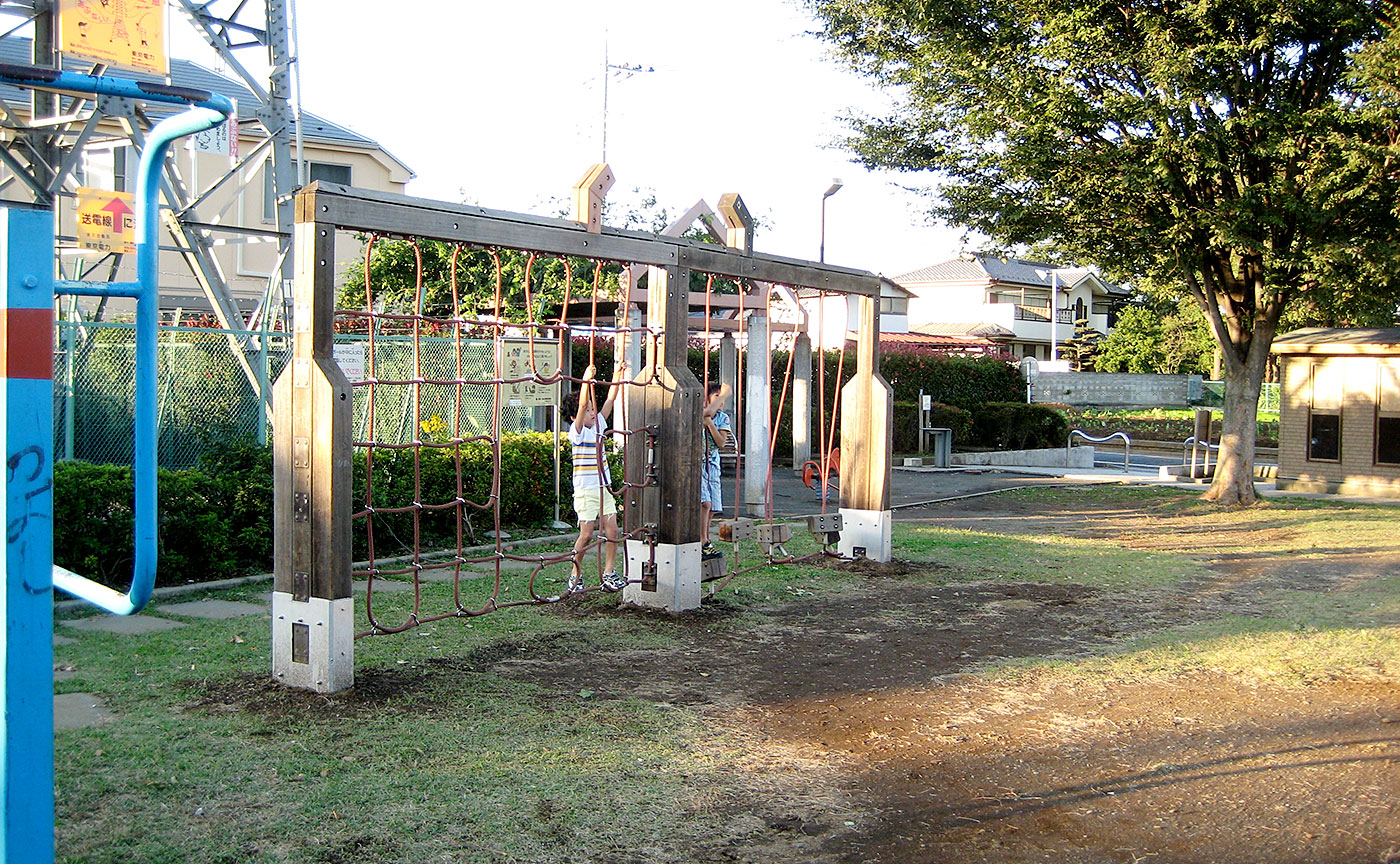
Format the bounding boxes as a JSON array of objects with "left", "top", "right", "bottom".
[{"left": 0, "top": 65, "right": 234, "bottom": 615}]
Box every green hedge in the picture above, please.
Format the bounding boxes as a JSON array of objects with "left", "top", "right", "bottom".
[
  {"left": 892, "top": 401, "right": 974, "bottom": 452},
  {"left": 1062, "top": 408, "right": 1280, "bottom": 448},
  {"left": 53, "top": 440, "right": 274, "bottom": 590},
  {"left": 352, "top": 432, "right": 559, "bottom": 560},
  {"left": 573, "top": 339, "right": 1022, "bottom": 457},
  {"left": 968, "top": 403, "right": 1070, "bottom": 450},
  {"left": 53, "top": 434, "right": 564, "bottom": 587}
]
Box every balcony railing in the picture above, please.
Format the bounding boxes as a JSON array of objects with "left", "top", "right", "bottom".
[{"left": 1013, "top": 305, "right": 1076, "bottom": 324}]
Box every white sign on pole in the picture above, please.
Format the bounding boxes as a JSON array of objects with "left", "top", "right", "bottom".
[
  {"left": 191, "top": 99, "right": 237, "bottom": 159},
  {"left": 498, "top": 339, "right": 561, "bottom": 407},
  {"left": 333, "top": 342, "right": 366, "bottom": 383}
]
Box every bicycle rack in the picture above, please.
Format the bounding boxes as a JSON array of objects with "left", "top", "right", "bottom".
[
  {"left": 1181, "top": 435, "right": 1220, "bottom": 479},
  {"left": 1067, "top": 429, "right": 1132, "bottom": 472}
]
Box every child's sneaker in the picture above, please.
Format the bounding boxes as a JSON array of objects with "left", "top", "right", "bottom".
[
  {"left": 566, "top": 570, "right": 585, "bottom": 595},
  {"left": 601, "top": 570, "right": 626, "bottom": 592},
  {"left": 701, "top": 542, "right": 721, "bottom": 560}
]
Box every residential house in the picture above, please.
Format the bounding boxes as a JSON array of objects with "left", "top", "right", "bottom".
[
  {"left": 886, "top": 255, "right": 1129, "bottom": 361},
  {"left": 1272, "top": 328, "right": 1400, "bottom": 497},
  {"left": 0, "top": 36, "right": 413, "bottom": 320},
  {"left": 804, "top": 276, "right": 1014, "bottom": 356}
]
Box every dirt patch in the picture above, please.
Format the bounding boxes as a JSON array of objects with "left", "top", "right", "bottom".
[
  {"left": 186, "top": 493, "right": 1400, "bottom": 862},
  {"left": 481, "top": 497, "right": 1400, "bottom": 863}
]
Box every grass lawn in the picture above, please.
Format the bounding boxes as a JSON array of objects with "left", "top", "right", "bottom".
[{"left": 51, "top": 487, "right": 1400, "bottom": 863}]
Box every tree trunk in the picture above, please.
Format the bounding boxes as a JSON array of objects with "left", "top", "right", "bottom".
[{"left": 1204, "top": 332, "right": 1272, "bottom": 506}]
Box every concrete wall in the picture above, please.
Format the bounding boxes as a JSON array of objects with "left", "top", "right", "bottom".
[
  {"left": 1030, "top": 372, "right": 1201, "bottom": 408},
  {"left": 947, "top": 446, "right": 1096, "bottom": 468}
]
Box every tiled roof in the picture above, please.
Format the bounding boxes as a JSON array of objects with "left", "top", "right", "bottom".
[
  {"left": 853, "top": 331, "right": 1002, "bottom": 348},
  {"left": 1273, "top": 327, "right": 1400, "bottom": 354},
  {"left": 911, "top": 321, "right": 1014, "bottom": 338},
  {"left": 895, "top": 254, "right": 1128, "bottom": 296},
  {"left": 894, "top": 258, "right": 987, "bottom": 283}
]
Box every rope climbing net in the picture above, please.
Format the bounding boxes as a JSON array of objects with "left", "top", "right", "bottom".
[
  {"left": 271, "top": 183, "right": 886, "bottom": 684},
  {"left": 339, "top": 235, "right": 847, "bottom": 636}
]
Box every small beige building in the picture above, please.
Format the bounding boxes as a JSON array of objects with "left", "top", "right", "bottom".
[{"left": 1272, "top": 328, "right": 1400, "bottom": 497}]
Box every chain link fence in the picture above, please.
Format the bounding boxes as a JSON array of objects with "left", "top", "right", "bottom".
[
  {"left": 1195, "top": 380, "right": 1281, "bottom": 412},
  {"left": 54, "top": 323, "right": 553, "bottom": 468}
]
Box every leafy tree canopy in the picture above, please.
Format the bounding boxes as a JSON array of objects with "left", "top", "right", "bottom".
[
  {"left": 812, "top": 0, "right": 1400, "bottom": 503},
  {"left": 1095, "top": 300, "right": 1215, "bottom": 375}
]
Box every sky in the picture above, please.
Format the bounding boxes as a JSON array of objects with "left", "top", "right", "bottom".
[{"left": 194, "top": 0, "right": 970, "bottom": 277}]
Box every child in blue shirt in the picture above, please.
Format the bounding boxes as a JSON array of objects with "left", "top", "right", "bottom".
[{"left": 700, "top": 381, "right": 733, "bottom": 558}]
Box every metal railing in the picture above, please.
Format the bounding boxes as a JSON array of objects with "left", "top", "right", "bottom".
[
  {"left": 1068, "top": 429, "right": 1132, "bottom": 472},
  {"left": 1182, "top": 435, "right": 1219, "bottom": 478}
]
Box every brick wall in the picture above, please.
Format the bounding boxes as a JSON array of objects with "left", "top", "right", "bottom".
[
  {"left": 1277, "top": 354, "right": 1400, "bottom": 496},
  {"left": 1030, "top": 372, "right": 1199, "bottom": 407}
]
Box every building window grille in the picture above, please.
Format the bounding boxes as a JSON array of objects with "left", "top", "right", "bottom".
[
  {"left": 1376, "top": 361, "right": 1400, "bottom": 465},
  {"left": 1308, "top": 361, "right": 1342, "bottom": 462}
]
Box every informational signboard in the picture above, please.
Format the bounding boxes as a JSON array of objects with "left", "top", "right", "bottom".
[
  {"left": 191, "top": 99, "right": 237, "bottom": 159},
  {"left": 59, "top": 0, "right": 168, "bottom": 75},
  {"left": 498, "top": 338, "right": 560, "bottom": 407},
  {"left": 75, "top": 187, "right": 136, "bottom": 254},
  {"left": 332, "top": 342, "right": 366, "bottom": 384}
]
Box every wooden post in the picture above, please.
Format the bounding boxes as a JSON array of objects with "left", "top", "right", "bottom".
[
  {"left": 717, "top": 193, "right": 753, "bottom": 255},
  {"left": 792, "top": 331, "right": 812, "bottom": 470},
  {"left": 571, "top": 163, "right": 614, "bottom": 234},
  {"left": 838, "top": 294, "right": 893, "bottom": 560},
  {"left": 622, "top": 263, "right": 702, "bottom": 612},
  {"left": 272, "top": 200, "right": 354, "bottom": 692},
  {"left": 744, "top": 313, "right": 771, "bottom": 516}
]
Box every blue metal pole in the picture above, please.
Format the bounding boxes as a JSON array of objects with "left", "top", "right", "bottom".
[
  {"left": 1, "top": 207, "right": 57, "bottom": 864},
  {"left": 0, "top": 64, "right": 233, "bottom": 864},
  {"left": 50, "top": 104, "right": 229, "bottom": 615}
]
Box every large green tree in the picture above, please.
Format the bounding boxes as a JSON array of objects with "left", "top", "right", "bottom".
[
  {"left": 1095, "top": 300, "right": 1215, "bottom": 374},
  {"left": 813, "top": 0, "right": 1400, "bottom": 504}
]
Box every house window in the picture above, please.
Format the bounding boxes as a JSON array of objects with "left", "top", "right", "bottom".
[
  {"left": 262, "top": 161, "right": 354, "bottom": 222},
  {"left": 79, "top": 145, "right": 131, "bottom": 192},
  {"left": 262, "top": 164, "right": 276, "bottom": 222},
  {"left": 1377, "top": 361, "right": 1400, "bottom": 465},
  {"left": 309, "top": 162, "right": 352, "bottom": 185},
  {"left": 112, "top": 146, "right": 130, "bottom": 192},
  {"left": 1308, "top": 361, "right": 1342, "bottom": 462},
  {"left": 879, "top": 296, "right": 908, "bottom": 316}
]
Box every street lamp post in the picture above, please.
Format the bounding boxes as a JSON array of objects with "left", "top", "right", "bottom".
[{"left": 820, "top": 178, "right": 843, "bottom": 263}]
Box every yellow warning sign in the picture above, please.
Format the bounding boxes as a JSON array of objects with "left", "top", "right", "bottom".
[
  {"left": 76, "top": 187, "right": 136, "bottom": 254},
  {"left": 59, "top": 0, "right": 168, "bottom": 76}
]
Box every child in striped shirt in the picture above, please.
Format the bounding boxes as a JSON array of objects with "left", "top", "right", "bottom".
[{"left": 563, "top": 360, "right": 629, "bottom": 594}]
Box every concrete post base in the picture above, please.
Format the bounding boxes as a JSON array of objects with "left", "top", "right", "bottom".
[
  {"left": 622, "top": 540, "right": 702, "bottom": 613},
  {"left": 838, "top": 508, "right": 893, "bottom": 562},
  {"left": 271, "top": 592, "right": 354, "bottom": 693}
]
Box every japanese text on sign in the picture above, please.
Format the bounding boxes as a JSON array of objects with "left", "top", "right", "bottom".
[
  {"left": 76, "top": 187, "right": 136, "bottom": 254},
  {"left": 498, "top": 339, "right": 561, "bottom": 407},
  {"left": 59, "top": 0, "right": 168, "bottom": 75}
]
